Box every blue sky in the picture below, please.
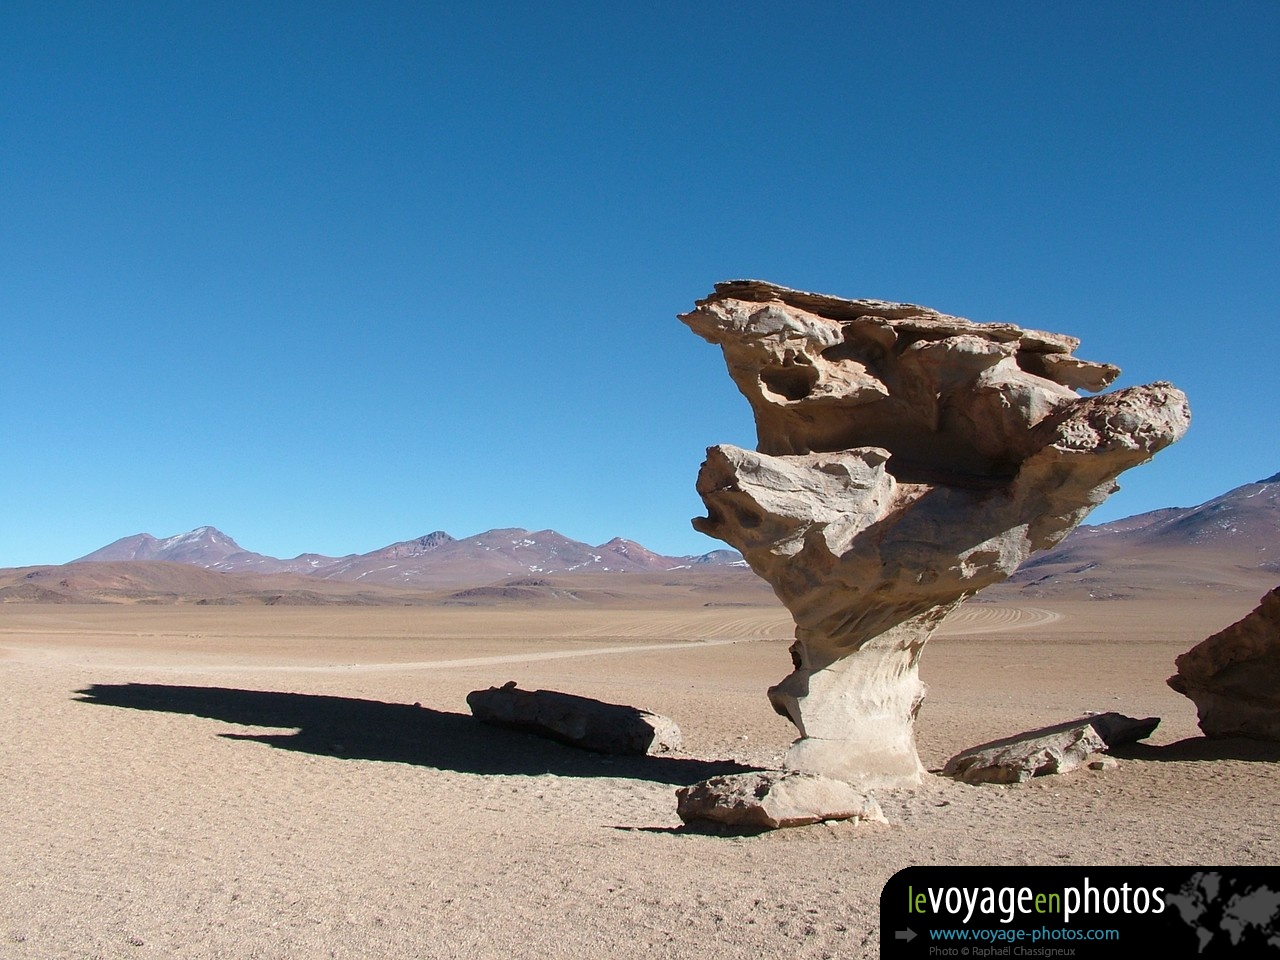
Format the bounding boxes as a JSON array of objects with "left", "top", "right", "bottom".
[{"left": 3, "top": 2, "right": 1277, "bottom": 567}]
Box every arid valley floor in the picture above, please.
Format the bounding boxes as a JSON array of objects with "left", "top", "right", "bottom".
[{"left": 2, "top": 577, "right": 1278, "bottom": 959}]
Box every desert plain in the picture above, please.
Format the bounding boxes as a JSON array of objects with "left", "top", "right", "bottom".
[{"left": 2, "top": 572, "right": 1278, "bottom": 960}]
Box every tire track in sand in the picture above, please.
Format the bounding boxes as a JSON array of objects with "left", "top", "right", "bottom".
[
  {"left": 936, "top": 605, "right": 1062, "bottom": 635},
  {"left": 2, "top": 605, "right": 1058, "bottom": 674}
]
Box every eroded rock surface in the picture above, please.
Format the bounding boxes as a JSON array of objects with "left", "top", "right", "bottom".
[
  {"left": 943, "top": 712, "right": 1159, "bottom": 784},
  {"left": 683, "top": 280, "right": 1189, "bottom": 788},
  {"left": 1168, "top": 587, "right": 1280, "bottom": 740},
  {"left": 467, "top": 682, "right": 682, "bottom": 755},
  {"left": 675, "top": 770, "right": 886, "bottom": 830}
]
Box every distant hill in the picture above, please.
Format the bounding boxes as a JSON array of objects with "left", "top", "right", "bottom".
[
  {"left": 986, "top": 472, "right": 1279, "bottom": 601},
  {"left": 0, "top": 561, "right": 438, "bottom": 606},
  {"left": 0, "top": 561, "right": 774, "bottom": 608},
  {"left": 72, "top": 525, "right": 746, "bottom": 588},
  {"left": 74, "top": 526, "right": 342, "bottom": 575}
]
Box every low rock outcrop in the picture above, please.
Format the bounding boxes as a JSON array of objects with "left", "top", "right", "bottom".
[
  {"left": 676, "top": 770, "right": 886, "bottom": 830},
  {"left": 943, "top": 713, "right": 1159, "bottom": 784},
  {"left": 1168, "top": 587, "right": 1280, "bottom": 740},
  {"left": 466, "top": 682, "right": 682, "bottom": 755},
  {"left": 683, "top": 281, "right": 1189, "bottom": 789}
]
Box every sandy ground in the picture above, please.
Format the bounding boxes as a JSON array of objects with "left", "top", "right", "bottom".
[{"left": 2, "top": 594, "right": 1277, "bottom": 959}]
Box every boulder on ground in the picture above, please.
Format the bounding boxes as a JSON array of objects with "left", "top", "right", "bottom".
[
  {"left": 1168, "top": 586, "right": 1280, "bottom": 740},
  {"left": 676, "top": 770, "right": 886, "bottom": 830},
  {"left": 943, "top": 712, "right": 1159, "bottom": 784},
  {"left": 466, "top": 681, "right": 682, "bottom": 756}
]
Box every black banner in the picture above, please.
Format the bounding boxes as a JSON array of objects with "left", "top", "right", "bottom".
[{"left": 881, "top": 866, "right": 1280, "bottom": 957}]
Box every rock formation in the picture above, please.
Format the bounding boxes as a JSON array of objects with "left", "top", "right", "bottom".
[
  {"left": 942, "top": 712, "right": 1159, "bottom": 784},
  {"left": 1168, "top": 586, "right": 1280, "bottom": 740},
  {"left": 676, "top": 771, "right": 886, "bottom": 830},
  {"left": 466, "top": 681, "right": 682, "bottom": 755},
  {"left": 683, "top": 280, "right": 1189, "bottom": 789}
]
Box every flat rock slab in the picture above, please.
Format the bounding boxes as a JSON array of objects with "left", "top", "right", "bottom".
[
  {"left": 1085, "top": 712, "right": 1162, "bottom": 747},
  {"left": 1169, "top": 586, "right": 1280, "bottom": 740},
  {"left": 466, "top": 682, "right": 682, "bottom": 756},
  {"left": 943, "top": 712, "right": 1160, "bottom": 784},
  {"left": 676, "top": 770, "right": 887, "bottom": 830}
]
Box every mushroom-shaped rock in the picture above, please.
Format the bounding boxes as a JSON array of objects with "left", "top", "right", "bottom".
[
  {"left": 1168, "top": 586, "right": 1280, "bottom": 740},
  {"left": 683, "top": 281, "right": 1189, "bottom": 789}
]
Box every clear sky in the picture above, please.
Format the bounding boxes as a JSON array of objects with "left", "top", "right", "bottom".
[{"left": 3, "top": 2, "right": 1277, "bottom": 567}]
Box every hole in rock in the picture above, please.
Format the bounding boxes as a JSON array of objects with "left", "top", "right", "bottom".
[{"left": 760, "top": 363, "right": 818, "bottom": 401}]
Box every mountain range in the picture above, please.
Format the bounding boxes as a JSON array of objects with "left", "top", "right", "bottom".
[
  {"left": 72, "top": 526, "right": 745, "bottom": 588},
  {"left": 2, "top": 472, "right": 1275, "bottom": 605},
  {"left": 985, "top": 471, "right": 1279, "bottom": 601}
]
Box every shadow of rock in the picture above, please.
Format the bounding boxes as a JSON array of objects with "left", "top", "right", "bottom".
[
  {"left": 75, "top": 683, "right": 756, "bottom": 785},
  {"left": 1112, "top": 737, "right": 1280, "bottom": 763},
  {"left": 609, "top": 823, "right": 773, "bottom": 837}
]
